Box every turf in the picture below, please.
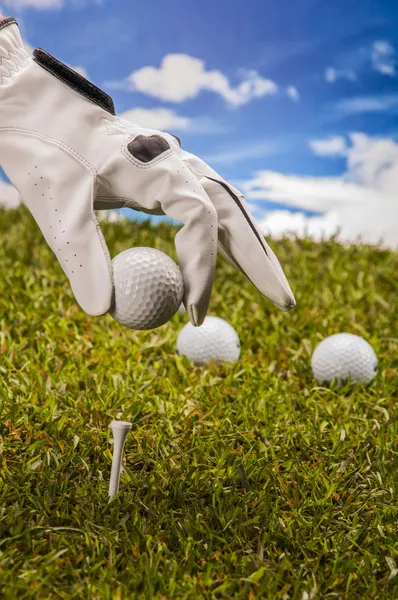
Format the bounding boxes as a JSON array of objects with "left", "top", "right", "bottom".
[{"left": 0, "top": 205, "right": 397, "bottom": 600}]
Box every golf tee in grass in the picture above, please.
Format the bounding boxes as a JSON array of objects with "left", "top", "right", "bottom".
[{"left": 108, "top": 421, "right": 132, "bottom": 499}]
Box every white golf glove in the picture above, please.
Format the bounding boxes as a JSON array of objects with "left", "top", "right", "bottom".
[{"left": 0, "top": 17, "right": 295, "bottom": 327}]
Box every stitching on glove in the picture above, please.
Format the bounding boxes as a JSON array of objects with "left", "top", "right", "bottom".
[
  {"left": 183, "top": 160, "right": 204, "bottom": 180},
  {"left": 33, "top": 48, "right": 115, "bottom": 116},
  {"left": 101, "top": 117, "right": 181, "bottom": 153},
  {"left": 0, "top": 48, "right": 29, "bottom": 84},
  {"left": 127, "top": 134, "right": 170, "bottom": 163},
  {"left": 0, "top": 17, "right": 17, "bottom": 32},
  {"left": 102, "top": 118, "right": 136, "bottom": 137},
  {"left": 0, "top": 126, "right": 97, "bottom": 175},
  {"left": 205, "top": 176, "right": 270, "bottom": 259},
  {"left": 121, "top": 134, "right": 174, "bottom": 169}
]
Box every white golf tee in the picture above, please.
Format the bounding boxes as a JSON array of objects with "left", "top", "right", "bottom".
[{"left": 108, "top": 420, "right": 132, "bottom": 499}]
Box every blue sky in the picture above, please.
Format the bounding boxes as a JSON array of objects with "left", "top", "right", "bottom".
[{"left": 1, "top": 0, "right": 398, "bottom": 248}]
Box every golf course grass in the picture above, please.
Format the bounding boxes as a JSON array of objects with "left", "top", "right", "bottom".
[{"left": 0, "top": 205, "right": 397, "bottom": 599}]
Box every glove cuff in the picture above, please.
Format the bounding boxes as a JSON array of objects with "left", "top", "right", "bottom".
[
  {"left": 0, "top": 17, "right": 18, "bottom": 31},
  {"left": 0, "top": 16, "right": 22, "bottom": 44}
]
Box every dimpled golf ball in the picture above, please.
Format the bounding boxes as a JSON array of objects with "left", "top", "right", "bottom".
[
  {"left": 109, "top": 247, "right": 184, "bottom": 330},
  {"left": 311, "top": 333, "right": 378, "bottom": 386},
  {"left": 176, "top": 316, "right": 240, "bottom": 365}
]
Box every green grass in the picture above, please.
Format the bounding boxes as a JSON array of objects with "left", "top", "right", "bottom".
[{"left": 0, "top": 205, "right": 397, "bottom": 600}]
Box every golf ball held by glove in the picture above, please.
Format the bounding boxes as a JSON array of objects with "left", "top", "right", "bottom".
[{"left": 109, "top": 247, "right": 184, "bottom": 330}]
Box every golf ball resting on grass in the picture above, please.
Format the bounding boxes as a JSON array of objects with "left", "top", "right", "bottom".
[
  {"left": 176, "top": 316, "right": 240, "bottom": 365},
  {"left": 109, "top": 247, "right": 184, "bottom": 330},
  {"left": 311, "top": 333, "right": 378, "bottom": 386}
]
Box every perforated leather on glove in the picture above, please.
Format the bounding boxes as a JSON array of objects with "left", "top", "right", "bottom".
[{"left": 0, "top": 17, "right": 295, "bottom": 327}]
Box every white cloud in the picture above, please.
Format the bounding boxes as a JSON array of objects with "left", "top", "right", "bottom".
[
  {"left": 120, "top": 107, "right": 191, "bottom": 131},
  {"left": 309, "top": 135, "right": 347, "bottom": 157},
  {"left": 372, "top": 40, "right": 396, "bottom": 77},
  {"left": 325, "top": 41, "right": 396, "bottom": 85},
  {"left": 287, "top": 86, "right": 300, "bottom": 101},
  {"left": 0, "top": 180, "right": 21, "bottom": 209},
  {"left": 325, "top": 67, "right": 357, "bottom": 83},
  {"left": 204, "top": 140, "right": 280, "bottom": 166},
  {"left": 107, "top": 54, "right": 278, "bottom": 107},
  {"left": 337, "top": 94, "right": 398, "bottom": 114},
  {"left": 256, "top": 210, "right": 343, "bottom": 242},
  {"left": 241, "top": 170, "right": 379, "bottom": 212},
  {"left": 240, "top": 133, "right": 398, "bottom": 249}
]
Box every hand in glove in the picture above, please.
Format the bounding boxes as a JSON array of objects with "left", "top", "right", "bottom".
[{"left": 0, "top": 17, "right": 295, "bottom": 327}]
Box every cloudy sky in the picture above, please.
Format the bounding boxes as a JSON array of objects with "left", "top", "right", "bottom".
[{"left": 1, "top": 0, "right": 398, "bottom": 249}]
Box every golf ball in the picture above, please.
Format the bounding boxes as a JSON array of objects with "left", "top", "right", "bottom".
[
  {"left": 176, "top": 316, "right": 240, "bottom": 365},
  {"left": 109, "top": 247, "right": 184, "bottom": 330},
  {"left": 311, "top": 333, "right": 378, "bottom": 386}
]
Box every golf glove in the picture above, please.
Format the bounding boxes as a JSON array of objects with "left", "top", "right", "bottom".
[{"left": 0, "top": 17, "right": 295, "bottom": 327}]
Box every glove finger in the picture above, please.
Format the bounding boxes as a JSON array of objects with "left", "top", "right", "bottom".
[
  {"left": 182, "top": 152, "right": 295, "bottom": 311},
  {"left": 1, "top": 131, "right": 113, "bottom": 316},
  {"left": 132, "top": 152, "right": 218, "bottom": 327},
  {"left": 202, "top": 176, "right": 295, "bottom": 311}
]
